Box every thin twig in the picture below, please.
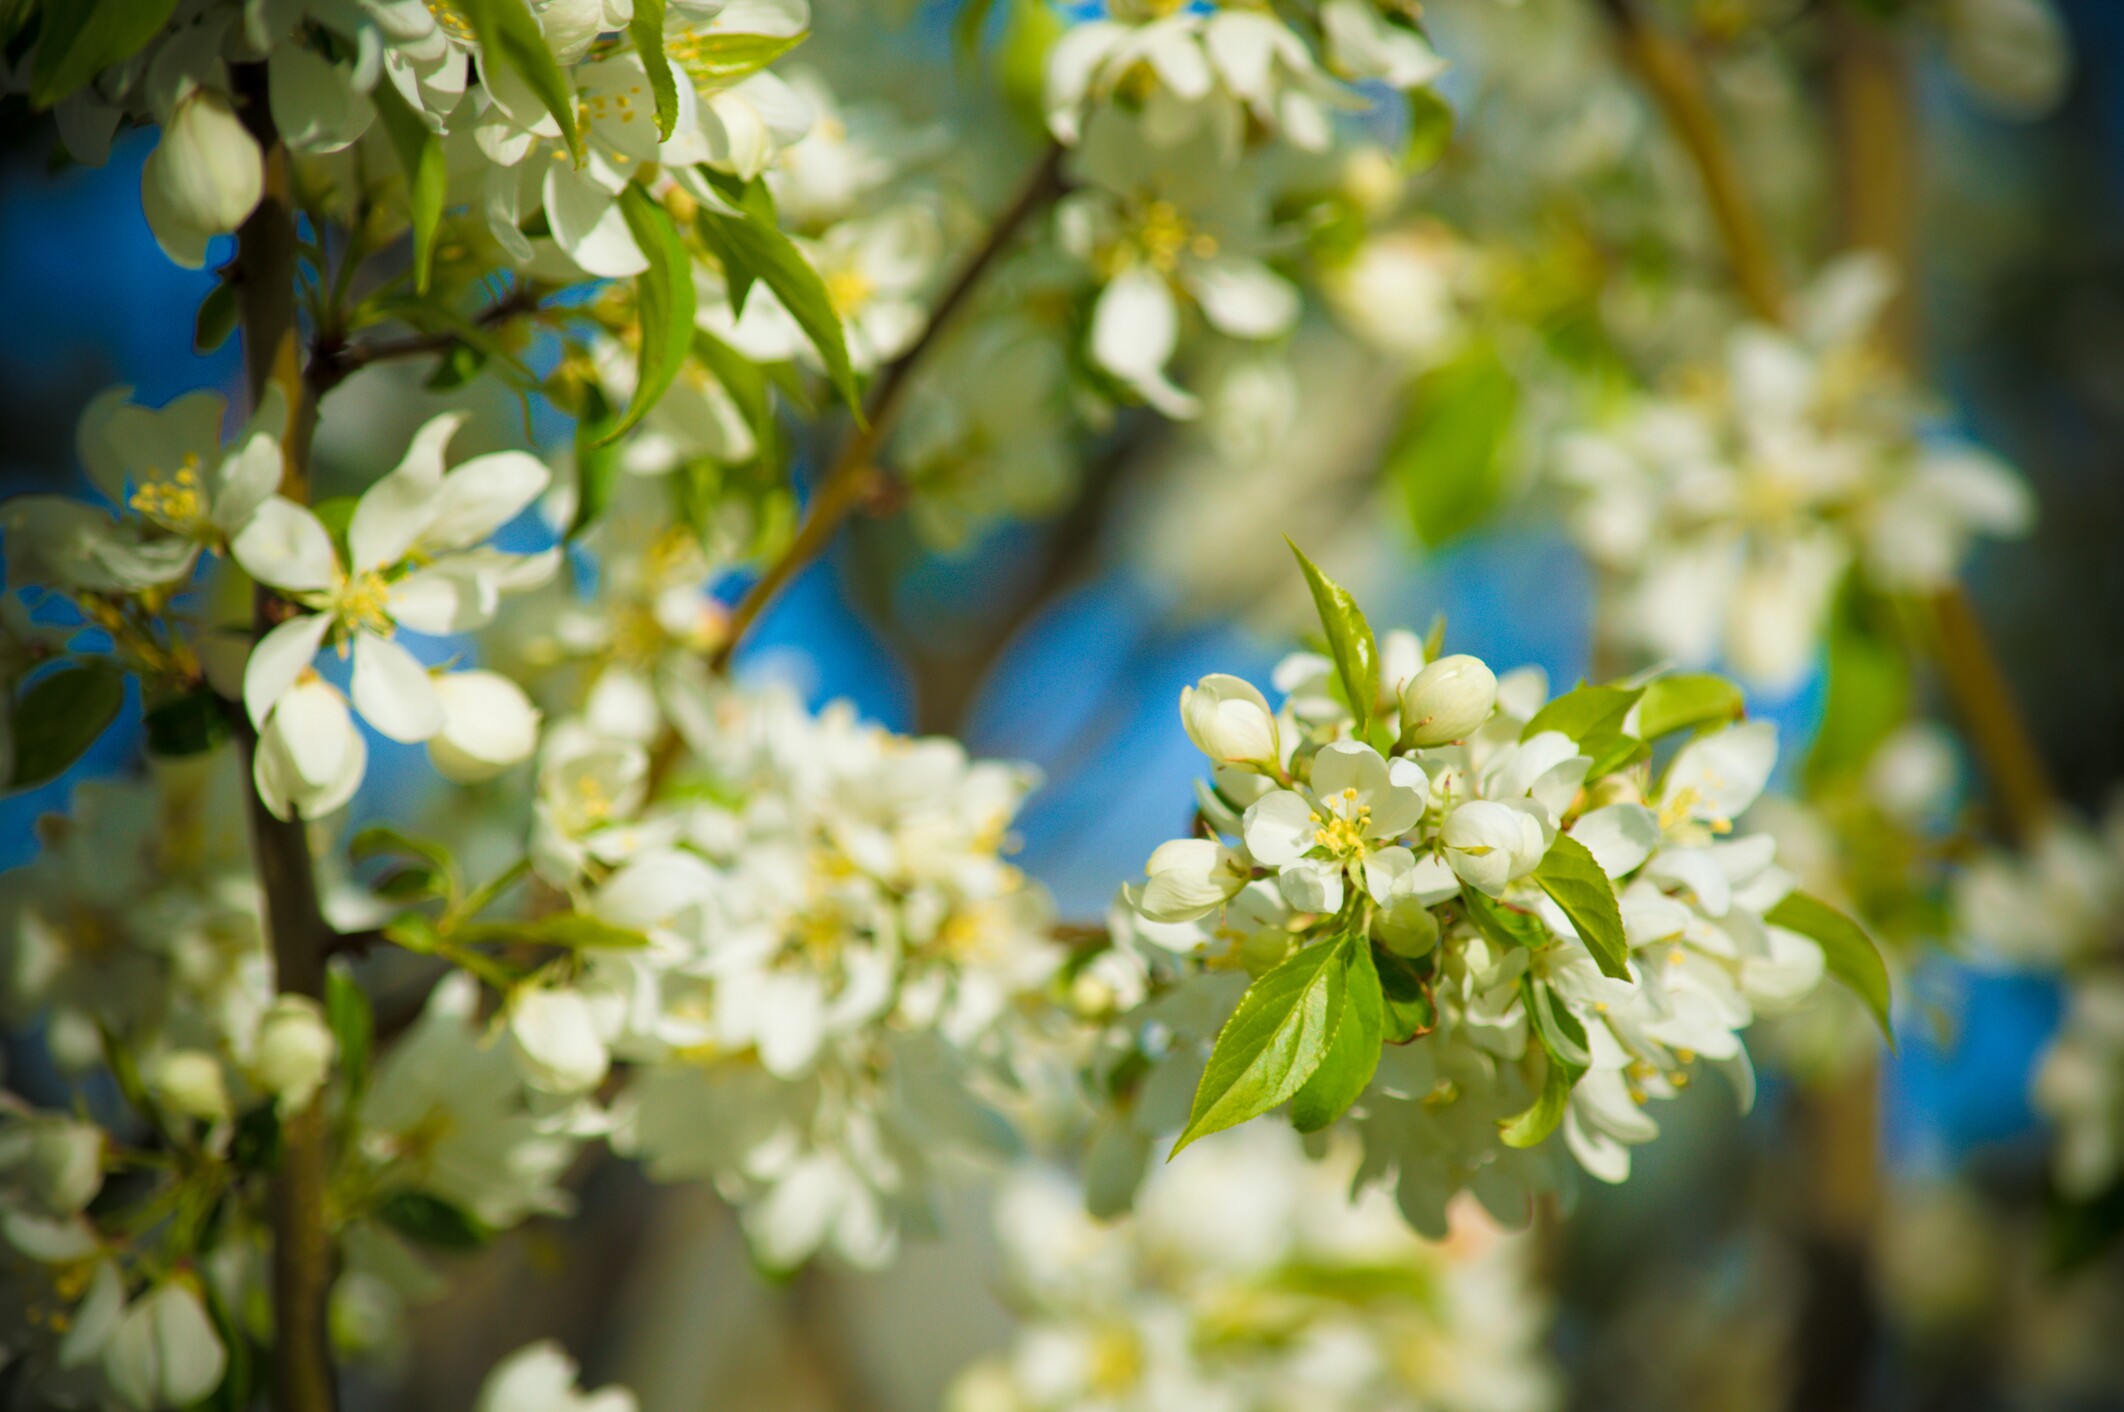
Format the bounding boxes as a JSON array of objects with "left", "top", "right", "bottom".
[
  {"left": 709, "top": 141, "right": 1070, "bottom": 674},
  {"left": 229, "top": 62, "right": 341, "bottom": 1412},
  {"left": 307, "top": 283, "right": 543, "bottom": 397}
]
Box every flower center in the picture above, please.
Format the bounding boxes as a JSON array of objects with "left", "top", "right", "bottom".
[
  {"left": 424, "top": 0, "right": 476, "bottom": 44},
  {"left": 335, "top": 571, "right": 396, "bottom": 638},
  {"left": 128, "top": 455, "right": 206, "bottom": 532},
  {"left": 1312, "top": 788, "right": 1372, "bottom": 856},
  {"left": 1134, "top": 199, "right": 1215, "bottom": 275},
  {"left": 825, "top": 267, "right": 874, "bottom": 317}
]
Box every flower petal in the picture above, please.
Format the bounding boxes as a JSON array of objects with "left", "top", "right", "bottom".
[
  {"left": 350, "top": 632, "right": 444, "bottom": 742},
  {"left": 231, "top": 496, "right": 339, "bottom": 593},
  {"left": 243, "top": 611, "right": 331, "bottom": 730}
]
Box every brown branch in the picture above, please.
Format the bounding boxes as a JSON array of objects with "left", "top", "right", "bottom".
[
  {"left": 1592, "top": 0, "right": 1786, "bottom": 324},
  {"left": 229, "top": 62, "right": 341, "bottom": 1412},
  {"left": 709, "top": 141, "right": 1069, "bottom": 674},
  {"left": 306, "top": 283, "right": 542, "bottom": 398}
]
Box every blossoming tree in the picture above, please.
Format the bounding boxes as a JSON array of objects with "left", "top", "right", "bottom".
[{"left": 0, "top": 0, "right": 2085, "bottom": 1406}]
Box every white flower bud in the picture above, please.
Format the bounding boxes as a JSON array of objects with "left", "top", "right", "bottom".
[
  {"left": 508, "top": 987, "right": 610, "bottom": 1095},
  {"left": 251, "top": 996, "right": 336, "bottom": 1113},
  {"left": 150, "top": 1049, "right": 232, "bottom": 1124},
  {"left": 1441, "top": 799, "right": 1550, "bottom": 898},
  {"left": 103, "top": 1281, "right": 227, "bottom": 1412},
  {"left": 1134, "top": 838, "right": 1248, "bottom": 923},
  {"left": 1399, "top": 655, "right": 1497, "bottom": 747},
  {"left": 144, "top": 91, "right": 264, "bottom": 237},
  {"left": 1179, "top": 674, "right": 1280, "bottom": 768}
]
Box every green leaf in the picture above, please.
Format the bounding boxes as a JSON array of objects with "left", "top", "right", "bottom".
[
  {"left": 695, "top": 199, "right": 863, "bottom": 416},
  {"left": 1287, "top": 540, "right": 1381, "bottom": 732},
  {"left": 1461, "top": 889, "right": 1549, "bottom": 952},
  {"left": 350, "top": 824, "right": 457, "bottom": 882},
  {"left": 570, "top": 381, "right": 623, "bottom": 536},
  {"left": 1404, "top": 88, "right": 1454, "bottom": 173},
  {"left": 953, "top": 0, "right": 1000, "bottom": 62},
  {"left": 1171, "top": 936, "right": 1346, "bottom": 1158},
  {"left": 382, "top": 912, "right": 443, "bottom": 955},
  {"left": 462, "top": 913, "right": 651, "bottom": 950},
  {"left": 1521, "top": 683, "right": 1643, "bottom": 746},
  {"left": 1499, "top": 1046, "right": 1578, "bottom": 1149},
  {"left": 1805, "top": 575, "right": 1909, "bottom": 790},
  {"left": 1523, "top": 977, "right": 1592, "bottom": 1069},
  {"left": 375, "top": 1190, "right": 491, "bottom": 1250},
  {"left": 1533, "top": 833, "right": 1630, "bottom": 981},
  {"left": 324, "top": 963, "right": 374, "bottom": 1109},
  {"left": 669, "top": 29, "right": 805, "bottom": 88},
  {"left": 424, "top": 340, "right": 487, "bottom": 392},
  {"left": 459, "top": 0, "right": 582, "bottom": 160},
  {"left": 1374, "top": 944, "right": 1437, "bottom": 1043},
  {"left": 628, "top": 0, "right": 679, "bottom": 141},
  {"left": 29, "top": 0, "right": 178, "bottom": 108},
  {"left": 1385, "top": 341, "right": 1517, "bottom": 548},
  {"left": 142, "top": 688, "right": 227, "bottom": 757},
  {"left": 194, "top": 280, "right": 238, "bottom": 354},
  {"left": 1765, "top": 891, "right": 1894, "bottom": 1048},
  {"left": 9, "top": 662, "right": 125, "bottom": 790},
  {"left": 372, "top": 82, "right": 448, "bottom": 294},
  {"left": 228, "top": 1102, "right": 282, "bottom": 1174},
  {"left": 1636, "top": 673, "right": 1745, "bottom": 741},
  {"left": 603, "top": 185, "right": 698, "bottom": 446},
  {"left": 1291, "top": 938, "right": 1383, "bottom": 1133}
]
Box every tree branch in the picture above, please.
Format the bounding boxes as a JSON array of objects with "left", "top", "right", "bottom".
[
  {"left": 1592, "top": 0, "right": 1786, "bottom": 324},
  {"left": 229, "top": 62, "right": 341, "bottom": 1412},
  {"left": 306, "top": 283, "right": 543, "bottom": 398},
  {"left": 709, "top": 141, "right": 1069, "bottom": 673}
]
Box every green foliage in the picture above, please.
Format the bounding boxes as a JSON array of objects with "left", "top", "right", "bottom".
[
  {"left": 1461, "top": 890, "right": 1549, "bottom": 952},
  {"left": 669, "top": 28, "right": 804, "bottom": 88},
  {"left": 27, "top": 0, "right": 176, "bottom": 108},
  {"left": 1532, "top": 833, "right": 1630, "bottom": 980},
  {"left": 570, "top": 382, "right": 624, "bottom": 538},
  {"left": 142, "top": 688, "right": 227, "bottom": 758},
  {"left": 1172, "top": 935, "right": 1348, "bottom": 1157},
  {"left": 1764, "top": 891, "right": 1895, "bottom": 1047},
  {"left": 1499, "top": 1043, "right": 1578, "bottom": 1149},
  {"left": 1374, "top": 945, "right": 1438, "bottom": 1043},
  {"left": 193, "top": 279, "right": 238, "bottom": 354},
  {"left": 1806, "top": 575, "right": 1910, "bottom": 790},
  {"left": 2045, "top": 1174, "right": 2124, "bottom": 1275},
  {"left": 1501, "top": 977, "right": 1590, "bottom": 1147},
  {"left": 1521, "top": 682, "right": 1642, "bottom": 747},
  {"left": 376, "top": 1190, "right": 492, "bottom": 1250},
  {"left": 459, "top": 0, "right": 582, "bottom": 160},
  {"left": 695, "top": 192, "right": 863, "bottom": 415},
  {"left": 1635, "top": 673, "right": 1745, "bottom": 741},
  {"left": 9, "top": 661, "right": 124, "bottom": 790},
  {"left": 228, "top": 1103, "right": 282, "bottom": 1174},
  {"left": 600, "top": 186, "right": 699, "bottom": 451},
  {"left": 1403, "top": 88, "right": 1454, "bottom": 173},
  {"left": 372, "top": 83, "right": 448, "bottom": 294},
  {"left": 325, "top": 963, "right": 374, "bottom": 1112},
  {"left": 1287, "top": 541, "right": 1381, "bottom": 732},
  {"left": 1291, "top": 938, "right": 1383, "bottom": 1133},
  {"left": 629, "top": 0, "right": 680, "bottom": 141},
  {"left": 1386, "top": 341, "right": 1517, "bottom": 548},
  {"left": 458, "top": 913, "right": 651, "bottom": 951}
]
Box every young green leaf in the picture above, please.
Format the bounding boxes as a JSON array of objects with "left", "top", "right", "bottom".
[
  {"left": 1521, "top": 683, "right": 1643, "bottom": 746},
  {"left": 143, "top": 688, "right": 228, "bottom": 758},
  {"left": 570, "top": 381, "right": 623, "bottom": 536},
  {"left": 1805, "top": 576, "right": 1910, "bottom": 791},
  {"left": 372, "top": 83, "right": 448, "bottom": 294},
  {"left": 696, "top": 201, "right": 863, "bottom": 415},
  {"left": 1374, "top": 944, "right": 1438, "bottom": 1043},
  {"left": 10, "top": 662, "right": 125, "bottom": 790},
  {"left": 1385, "top": 341, "right": 1517, "bottom": 548},
  {"left": 668, "top": 30, "right": 805, "bottom": 88},
  {"left": 460, "top": 913, "right": 652, "bottom": 950},
  {"left": 1635, "top": 673, "right": 1745, "bottom": 741},
  {"left": 1533, "top": 833, "right": 1631, "bottom": 980},
  {"left": 1171, "top": 936, "right": 1347, "bottom": 1158},
  {"left": 29, "top": 0, "right": 178, "bottom": 108},
  {"left": 193, "top": 279, "right": 238, "bottom": 354},
  {"left": 1291, "top": 937, "right": 1384, "bottom": 1133},
  {"left": 1499, "top": 1046, "right": 1579, "bottom": 1149},
  {"left": 458, "top": 0, "right": 582, "bottom": 160},
  {"left": 1764, "top": 891, "right": 1895, "bottom": 1048},
  {"left": 1461, "top": 888, "right": 1550, "bottom": 953},
  {"left": 376, "top": 1191, "right": 492, "bottom": 1250},
  {"left": 1523, "top": 977, "right": 1592, "bottom": 1069},
  {"left": 324, "top": 964, "right": 374, "bottom": 1111},
  {"left": 603, "top": 185, "right": 698, "bottom": 446},
  {"left": 628, "top": 0, "right": 679, "bottom": 141},
  {"left": 1287, "top": 540, "right": 1381, "bottom": 732}
]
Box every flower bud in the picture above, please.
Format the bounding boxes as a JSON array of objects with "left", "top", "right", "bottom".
[
  {"left": 0, "top": 1115, "right": 104, "bottom": 1216},
  {"left": 144, "top": 91, "right": 264, "bottom": 236},
  {"left": 1441, "top": 799, "right": 1549, "bottom": 898},
  {"left": 508, "top": 986, "right": 609, "bottom": 1095},
  {"left": 251, "top": 996, "right": 336, "bottom": 1113},
  {"left": 1134, "top": 838, "right": 1247, "bottom": 923},
  {"left": 1399, "top": 655, "right": 1497, "bottom": 747},
  {"left": 150, "top": 1049, "right": 232, "bottom": 1124},
  {"left": 1179, "top": 674, "right": 1280, "bottom": 768}
]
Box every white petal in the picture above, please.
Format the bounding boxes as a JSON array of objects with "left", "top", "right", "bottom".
[
  {"left": 428, "top": 670, "right": 541, "bottom": 781},
  {"left": 1183, "top": 254, "right": 1301, "bottom": 339},
  {"left": 231, "top": 496, "right": 339, "bottom": 593},
  {"left": 243, "top": 611, "right": 332, "bottom": 730},
  {"left": 1570, "top": 804, "right": 1661, "bottom": 879},
  {"left": 350, "top": 633, "right": 444, "bottom": 742},
  {"left": 420, "top": 451, "right": 552, "bottom": 551},
  {"left": 545, "top": 163, "right": 649, "bottom": 278},
  {"left": 1242, "top": 789, "right": 1318, "bottom": 867},
  {"left": 350, "top": 417, "right": 465, "bottom": 570}
]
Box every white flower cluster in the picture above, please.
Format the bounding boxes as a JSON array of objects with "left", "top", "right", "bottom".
[
  {"left": 948, "top": 1125, "right": 1554, "bottom": 1412},
  {"left": 504, "top": 684, "right": 1060, "bottom": 1268},
  {"left": 1553, "top": 259, "right": 2032, "bottom": 687},
  {"left": 1102, "top": 612, "right": 1860, "bottom": 1237},
  {"left": 15, "top": 0, "right": 816, "bottom": 277},
  {"left": 1046, "top": 0, "right": 1447, "bottom": 416},
  {"left": 1956, "top": 798, "right": 2124, "bottom": 1200}
]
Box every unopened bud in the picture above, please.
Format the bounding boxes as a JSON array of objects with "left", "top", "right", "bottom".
[
  {"left": 151, "top": 1049, "right": 232, "bottom": 1124},
  {"left": 1180, "top": 674, "right": 1280, "bottom": 768},
  {"left": 251, "top": 996, "right": 335, "bottom": 1113},
  {"left": 1400, "top": 655, "right": 1497, "bottom": 747}
]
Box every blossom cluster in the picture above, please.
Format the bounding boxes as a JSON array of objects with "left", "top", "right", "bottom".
[
  {"left": 949, "top": 1126, "right": 1554, "bottom": 1412},
  {"left": 1095, "top": 560, "right": 1886, "bottom": 1236}
]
